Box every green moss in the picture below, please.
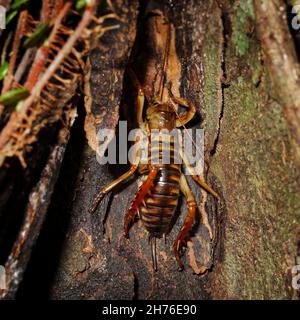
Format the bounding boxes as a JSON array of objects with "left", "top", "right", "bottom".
[
  {"left": 232, "top": 0, "right": 255, "bottom": 56},
  {"left": 203, "top": 19, "right": 222, "bottom": 147},
  {"left": 204, "top": 4, "right": 300, "bottom": 296},
  {"left": 233, "top": 32, "right": 249, "bottom": 56},
  {"left": 213, "top": 72, "right": 300, "bottom": 298}
]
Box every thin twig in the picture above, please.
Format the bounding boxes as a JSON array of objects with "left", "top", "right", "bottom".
[
  {"left": 2, "top": 10, "right": 29, "bottom": 94},
  {"left": 1, "top": 32, "right": 12, "bottom": 65},
  {"left": 41, "top": 0, "right": 51, "bottom": 22},
  {"left": 0, "top": 1, "right": 96, "bottom": 151},
  {"left": 22, "top": 3, "right": 96, "bottom": 107},
  {"left": 14, "top": 48, "right": 36, "bottom": 83},
  {"left": 24, "top": 2, "right": 72, "bottom": 90}
]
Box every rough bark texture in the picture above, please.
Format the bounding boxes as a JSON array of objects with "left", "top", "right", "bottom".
[
  {"left": 1, "top": 0, "right": 300, "bottom": 300},
  {"left": 208, "top": 0, "right": 300, "bottom": 299}
]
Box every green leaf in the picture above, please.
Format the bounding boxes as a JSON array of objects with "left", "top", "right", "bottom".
[
  {"left": 24, "top": 22, "right": 51, "bottom": 48},
  {"left": 6, "top": 10, "right": 18, "bottom": 26},
  {"left": 0, "top": 62, "right": 9, "bottom": 81},
  {"left": 11, "top": 0, "right": 29, "bottom": 11},
  {"left": 0, "top": 89, "right": 30, "bottom": 106},
  {"left": 6, "top": 0, "right": 30, "bottom": 26},
  {"left": 75, "top": 0, "right": 87, "bottom": 10}
]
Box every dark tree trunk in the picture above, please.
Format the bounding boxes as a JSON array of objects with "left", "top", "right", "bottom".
[{"left": 0, "top": 0, "right": 299, "bottom": 300}]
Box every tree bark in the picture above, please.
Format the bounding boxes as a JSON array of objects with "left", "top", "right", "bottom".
[{"left": 0, "top": 0, "right": 300, "bottom": 300}]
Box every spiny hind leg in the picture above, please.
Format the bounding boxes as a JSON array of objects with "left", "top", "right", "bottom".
[
  {"left": 89, "top": 164, "right": 138, "bottom": 213},
  {"left": 179, "top": 149, "right": 218, "bottom": 239},
  {"left": 124, "top": 167, "right": 159, "bottom": 237},
  {"left": 173, "top": 174, "right": 198, "bottom": 270}
]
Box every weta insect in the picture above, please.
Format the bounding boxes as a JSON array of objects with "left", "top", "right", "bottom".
[
  {"left": 89, "top": 72, "right": 219, "bottom": 270},
  {"left": 89, "top": 11, "right": 219, "bottom": 271}
]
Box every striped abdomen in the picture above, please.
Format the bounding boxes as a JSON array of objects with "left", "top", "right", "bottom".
[{"left": 140, "top": 132, "right": 181, "bottom": 237}]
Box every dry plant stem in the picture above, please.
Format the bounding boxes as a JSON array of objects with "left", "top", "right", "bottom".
[
  {"left": 21, "top": 4, "right": 95, "bottom": 108},
  {"left": 0, "top": 2, "right": 96, "bottom": 152},
  {"left": 1, "top": 10, "right": 29, "bottom": 94},
  {"left": 21, "top": 0, "right": 65, "bottom": 90},
  {"left": 24, "top": 2, "right": 72, "bottom": 90},
  {"left": 14, "top": 49, "right": 35, "bottom": 84},
  {"left": 41, "top": 0, "right": 51, "bottom": 22},
  {"left": 1, "top": 32, "right": 12, "bottom": 64},
  {"left": 0, "top": 109, "right": 77, "bottom": 300},
  {"left": 53, "top": 0, "right": 64, "bottom": 17},
  {"left": 0, "top": 33, "right": 13, "bottom": 113}
]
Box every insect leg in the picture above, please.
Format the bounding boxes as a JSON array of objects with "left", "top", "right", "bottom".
[
  {"left": 179, "top": 149, "right": 217, "bottom": 239},
  {"left": 89, "top": 129, "right": 142, "bottom": 213},
  {"left": 124, "top": 166, "right": 159, "bottom": 237},
  {"left": 179, "top": 149, "right": 219, "bottom": 198},
  {"left": 173, "top": 174, "right": 198, "bottom": 270},
  {"left": 89, "top": 164, "right": 138, "bottom": 213},
  {"left": 127, "top": 68, "right": 145, "bottom": 129},
  {"left": 170, "top": 96, "right": 196, "bottom": 127}
]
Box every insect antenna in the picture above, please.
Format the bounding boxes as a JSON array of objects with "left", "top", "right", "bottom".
[
  {"left": 158, "top": 10, "right": 203, "bottom": 173},
  {"left": 158, "top": 6, "right": 171, "bottom": 101}
]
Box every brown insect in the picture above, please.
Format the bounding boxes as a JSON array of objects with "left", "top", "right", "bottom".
[{"left": 89, "top": 11, "right": 219, "bottom": 271}]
